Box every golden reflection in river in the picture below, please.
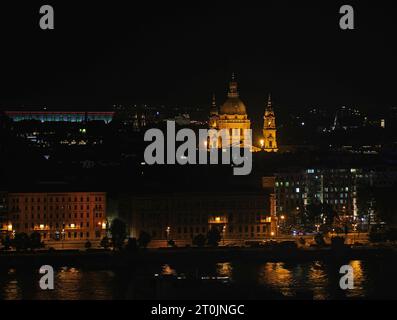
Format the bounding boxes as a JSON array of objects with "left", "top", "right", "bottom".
[
  {"left": 1, "top": 267, "right": 115, "bottom": 300},
  {"left": 161, "top": 264, "right": 177, "bottom": 276},
  {"left": 308, "top": 261, "right": 329, "bottom": 300},
  {"left": 40, "top": 267, "right": 114, "bottom": 300},
  {"left": 216, "top": 262, "right": 233, "bottom": 278},
  {"left": 3, "top": 279, "right": 21, "bottom": 300},
  {"left": 346, "top": 260, "right": 365, "bottom": 298},
  {"left": 258, "top": 262, "right": 294, "bottom": 297}
]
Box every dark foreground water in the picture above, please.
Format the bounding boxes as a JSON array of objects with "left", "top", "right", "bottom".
[{"left": 1, "top": 258, "right": 396, "bottom": 300}]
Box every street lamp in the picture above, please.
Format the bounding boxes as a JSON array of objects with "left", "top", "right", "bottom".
[
  {"left": 260, "top": 139, "right": 264, "bottom": 149},
  {"left": 222, "top": 225, "right": 226, "bottom": 245},
  {"left": 279, "top": 215, "right": 285, "bottom": 233},
  {"left": 166, "top": 226, "right": 170, "bottom": 241},
  {"left": 61, "top": 228, "right": 65, "bottom": 249}
]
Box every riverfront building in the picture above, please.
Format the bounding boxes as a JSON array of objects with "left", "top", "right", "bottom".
[{"left": 4, "top": 192, "right": 107, "bottom": 244}]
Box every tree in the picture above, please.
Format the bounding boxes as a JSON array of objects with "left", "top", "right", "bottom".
[
  {"left": 125, "top": 237, "right": 138, "bottom": 251},
  {"left": 323, "top": 203, "right": 338, "bottom": 225},
  {"left": 167, "top": 239, "right": 176, "bottom": 247},
  {"left": 110, "top": 218, "right": 127, "bottom": 250},
  {"left": 29, "top": 232, "right": 42, "bottom": 250},
  {"left": 12, "top": 233, "right": 30, "bottom": 252},
  {"left": 373, "top": 187, "right": 397, "bottom": 225},
  {"left": 138, "top": 231, "right": 151, "bottom": 248},
  {"left": 305, "top": 203, "right": 323, "bottom": 225},
  {"left": 207, "top": 228, "right": 221, "bottom": 247},
  {"left": 85, "top": 240, "right": 92, "bottom": 249},
  {"left": 100, "top": 236, "right": 110, "bottom": 249},
  {"left": 314, "top": 233, "right": 326, "bottom": 247},
  {"left": 1, "top": 235, "right": 12, "bottom": 250},
  {"left": 331, "top": 236, "right": 345, "bottom": 250},
  {"left": 192, "top": 234, "right": 206, "bottom": 247}
]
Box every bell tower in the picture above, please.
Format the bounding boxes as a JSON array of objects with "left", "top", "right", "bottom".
[
  {"left": 263, "top": 94, "right": 278, "bottom": 152},
  {"left": 209, "top": 93, "right": 218, "bottom": 129}
]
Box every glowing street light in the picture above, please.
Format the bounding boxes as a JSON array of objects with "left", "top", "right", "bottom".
[{"left": 260, "top": 139, "right": 264, "bottom": 148}]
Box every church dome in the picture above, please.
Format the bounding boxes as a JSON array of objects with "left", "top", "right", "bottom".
[
  {"left": 219, "top": 75, "right": 247, "bottom": 115},
  {"left": 220, "top": 97, "right": 247, "bottom": 115}
]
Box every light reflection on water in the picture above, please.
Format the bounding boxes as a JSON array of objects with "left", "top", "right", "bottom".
[
  {"left": 256, "top": 260, "right": 369, "bottom": 299},
  {"left": 258, "top": 262, "right": 295, "bottom": 297},
  {"left": 216, "top": 262, "right": 233, "bottom": 278},
  {"left": 0, "top": 267, "right": 116, "bottom": 300},
  {"left": 0, "top": 259, "right": 393, "bottom": 300}
]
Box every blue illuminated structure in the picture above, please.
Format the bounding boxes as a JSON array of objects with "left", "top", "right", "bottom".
[{"left": 5, "top": 111, "right": 114, "bottom": 123}]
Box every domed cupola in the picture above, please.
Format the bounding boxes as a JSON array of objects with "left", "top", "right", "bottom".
[{"left": 219, "top": 74, "right": 248, "bottom": 116}]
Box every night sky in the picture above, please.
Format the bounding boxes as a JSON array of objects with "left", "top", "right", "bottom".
[{"left": 1, "top": 1, "right": 396, "bottom": 117}]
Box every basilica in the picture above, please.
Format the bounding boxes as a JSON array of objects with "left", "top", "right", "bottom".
[{"left": 209, "top": 75, "right": 278, "bottom": 152}]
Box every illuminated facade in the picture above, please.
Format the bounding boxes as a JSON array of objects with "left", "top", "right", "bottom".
[
  {"left": 5, "top": 192, "right": 107, "bottom": 243},
  {"left": 5, "top": 111, "right": 114, "bottom": 123},
  {"left": 123, "top": 192, "right": 277, "bottom": 247},
  {"left": 209, "top": 75, "right": 251, "bottom": 148},
  {"left": 262, "top": 94, "right": 278, "bottom": 152},
  {"left": 0, "top": 191, "right": 8, "bottom": 235},
  {"left": 270, "top": 168, "right": 359, "bottom": 225}
]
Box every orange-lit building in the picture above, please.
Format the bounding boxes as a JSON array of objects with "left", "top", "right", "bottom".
[
  {"left": 0, "top": 191, "right": 8, "bottom": 235},
  {"left": 121, "top": 191, "right": 277, "bottom": 247},
  {"left": 5, "top": 192, "right": 107, "bottom": 244}
]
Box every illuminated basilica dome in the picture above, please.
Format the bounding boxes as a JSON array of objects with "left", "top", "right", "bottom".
[
  {"left": 208, "top": 74, "right": 251, "bottom": 148},
  {"left": 219, "top": 75, "right": 248, "bottom": 116}
]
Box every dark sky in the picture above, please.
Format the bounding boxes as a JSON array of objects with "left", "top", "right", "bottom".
[{"left": 1, "top": 1, "right": 396, "bottom": 117}]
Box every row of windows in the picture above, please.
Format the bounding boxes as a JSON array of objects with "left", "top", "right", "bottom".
[
  {"left": 324, "top": 193, "right": 349, "bottom": 199},
  {"left": 142, "top": 214, "right": 267, "bottom": 224},
  {"left": 176, "top": 225, "right": 269, "bottom": 234},
  {"left": 11, "top": 196, "right": 103, "bottom": 203},
  {"left": 12, "top": 212, "right": 103, "bottom": 220},
  {"left": 138, "top": 200, "right": 264, "bottom": 210},
  {"left": 276, "top": 199, "right": 349, "bottom": 209},
  {"left": 10, "top": 205, "right": 103, "bottom": 211},
  {"left": 149, "top": 224, "right": 271, "bottom": 237},
  {"left": 151, "top": 225, "right": 271, "bottom": 238},
  {"left": 325, "top": 200, "right": 349, "bottom": 205},
  {"left": 38, "top": 231, "right": 102, "bottom": 240},
  {"left": 17, "top": 222, "right": 97, "bottom": 229}
]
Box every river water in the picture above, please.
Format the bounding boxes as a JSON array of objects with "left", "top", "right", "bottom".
[{"left": 0, "top": 258, "right": 396, "bottom": 300}]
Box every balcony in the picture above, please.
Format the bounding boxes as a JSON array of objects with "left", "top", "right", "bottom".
[
  {"left": 260, "top": 216, "right": 272, "bottom": 223},
  {"left": 208, "top": 216, "right": 227, "bottom": 224},
  {"left": 33, "top": 224, "right": 50, "bottom": 231}
]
